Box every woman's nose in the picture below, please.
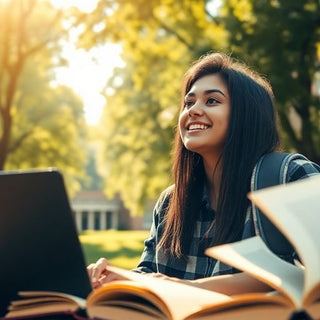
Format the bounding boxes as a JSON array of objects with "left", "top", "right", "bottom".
[{"left": 188, "top": 101, "right": 203, "bottom": 117}]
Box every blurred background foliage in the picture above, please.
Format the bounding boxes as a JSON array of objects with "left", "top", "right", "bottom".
[
  {"left": 0, "top": 0, "right": 319, "bottom": 214},
  {"left": 80, "top": 230, "right": 149, "bottom": 268}
]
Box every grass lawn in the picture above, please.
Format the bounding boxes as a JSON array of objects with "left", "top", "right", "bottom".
[{"left": 79, "top": 230, "right": 150, "bottom": 270}]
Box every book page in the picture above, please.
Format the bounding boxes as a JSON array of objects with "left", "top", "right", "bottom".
[
  {"left": 206, "top": 236, "right": 304, "bottom": 308},
  {"left": 87, "top": 280, "right": 171, "bottom": 319},
  {"left": 248, "top": 175, "right": 320, "bottom": 304},
  {"left": 5, "top": 291, "right": 86, "bottom": 318},
  {"left": 95, "top": 266, "right": 233, "bottom": 320},
  {"left": 185, "top": 301, "right": 293, "bottom": 320},
  {"left": 94, "top": 267, "right": 295, "bottom": 320}
]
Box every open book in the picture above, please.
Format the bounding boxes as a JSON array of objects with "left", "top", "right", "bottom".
[
  {"left": 206, "top": 174, "right": 320, "bottom": 320},
  {"left": 5, "top": 175, "right": 320, "bottom": 320},
  {"left": 3, "top": 265, "right": 271, "bottom": 320},
  {"left": 5, "top": 264, "right": 293, "bottom": 320}
]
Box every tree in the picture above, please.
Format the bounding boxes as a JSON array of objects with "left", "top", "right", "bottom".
[
  {"left": 0, "top": 0, "right": 88, "bottom": 194},
  {"left": 221, "top": 0, "right": 320, "bottom": 163},
  {"left": 0, "top": 0, "right": 63, "bottom": 168},
  {"left": 80, "top": 0, "right": 226, "bottom": 213},
  {"left": 6, "top": 61, "right": 88, "bottom": 194},
  {"left": 80, "top": 0, "right": 320, "bottom": 213}
]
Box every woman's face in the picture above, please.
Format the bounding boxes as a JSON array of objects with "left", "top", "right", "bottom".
[{"left": 179, "top": 74, "right": 231, "bottom": 158}]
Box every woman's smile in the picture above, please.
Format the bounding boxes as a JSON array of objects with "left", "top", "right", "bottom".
[
  {"left": 179, "top": 74, "right": 230, "bottom": 158},
  {"left": 187, "top": 122, "right": 210, "bottom": 132}
]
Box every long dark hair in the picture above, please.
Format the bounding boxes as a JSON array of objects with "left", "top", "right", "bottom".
[{"left": 158, "top": 53, "right": 280, "bottom": 258}]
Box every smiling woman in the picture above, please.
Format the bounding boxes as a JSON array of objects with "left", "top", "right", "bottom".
[{"left": 179, "top": 74, "right": 230, "bottom": 161}]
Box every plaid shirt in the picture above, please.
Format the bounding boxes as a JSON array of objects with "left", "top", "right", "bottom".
[{"left": 133, "top": 157, "right": 320, "bottom": 280}]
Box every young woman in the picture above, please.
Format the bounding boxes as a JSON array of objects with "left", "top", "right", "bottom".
[{"left": 88, "top": 52, "right": 320, "bottom": 294}]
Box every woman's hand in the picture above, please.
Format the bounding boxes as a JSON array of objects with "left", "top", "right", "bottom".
[
  {"left": 87, "top": 258, "right": 126, "bottom": 289},
  {"left": 144, "top": 272, "right": 183, "bottom": 283}
]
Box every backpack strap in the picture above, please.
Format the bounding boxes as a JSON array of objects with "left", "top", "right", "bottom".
[{"left": 251, "top": 152, "right": 308, "bottom": 261}]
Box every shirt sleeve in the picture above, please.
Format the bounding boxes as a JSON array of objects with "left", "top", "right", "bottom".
[
  {"left": 285, "top": 157, "right": 320, "bottom": 262},
  {"left": 132, "top": 186, "right": 172, "bottom": 274},
  {"left": 286, "top": 157, "right": 320, "bottom": 182}
]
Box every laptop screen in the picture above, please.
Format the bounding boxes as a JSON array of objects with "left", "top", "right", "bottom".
[{"left": 0, "top": 169, "right": 92, "bottom": 316}]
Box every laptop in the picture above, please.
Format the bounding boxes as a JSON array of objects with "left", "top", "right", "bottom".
[{"left": 0, "top": 169, "right": 92, "bottom": 316}]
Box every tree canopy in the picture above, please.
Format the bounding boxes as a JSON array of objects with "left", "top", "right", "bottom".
[
  {"left": 222, "top": 0, "right": 320, "bottom": 162},
  {"left": 80, "top": 0, "right": 228, "bottom": 213},
  {"left": 79, "top": 0, "right": 320, "bottom": 214},
  {"left": 0, "top": 0, "right": 88, "bottom": 194},
  {"left": 1, "top": 0, "right": 319, "bottom": 213}
]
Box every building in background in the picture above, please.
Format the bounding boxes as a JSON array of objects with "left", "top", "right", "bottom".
[{"left": 71, "top": 190, "right": 153, "bottom": 232}]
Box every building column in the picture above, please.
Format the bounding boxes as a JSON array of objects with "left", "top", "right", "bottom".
[
  {"left": 100, "top": 211, "right": 106, "bottom": 230},
  {"left": 88, "top": 211, "right": 94, "bottom": 230}
]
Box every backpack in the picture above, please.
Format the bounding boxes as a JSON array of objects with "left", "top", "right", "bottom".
[{"left": 251, "top": 152, "right": 316, "bottom": 262}]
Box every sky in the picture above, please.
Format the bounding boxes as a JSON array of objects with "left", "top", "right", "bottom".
[
  {"left": 50, "top": 0, "right": 125, "bottom": 126},
  {"left": 54, "top": 42, "right": 124, "bottom": 126}
]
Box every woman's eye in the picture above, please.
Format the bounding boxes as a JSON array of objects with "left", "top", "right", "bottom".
[
  {"left": 207, "top": 97, "right": 219, "bottom": 105},
  {"left": 184, "top": 100, "right": 194, "bottom": 108}
]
